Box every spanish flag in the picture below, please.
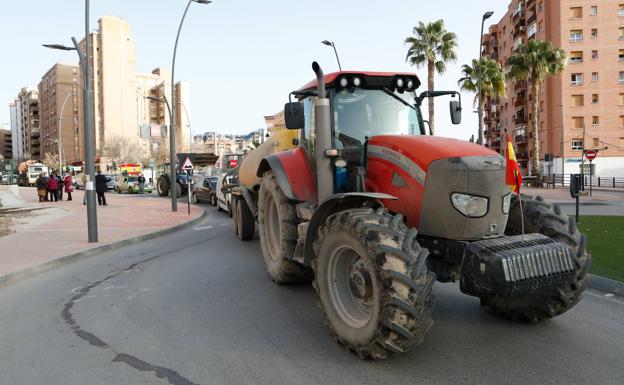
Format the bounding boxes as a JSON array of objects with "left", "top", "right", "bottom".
[{"left": 505, "top": 136, "right": 523, "bottom": 193}]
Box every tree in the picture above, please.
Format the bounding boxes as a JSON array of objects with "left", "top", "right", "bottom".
[
  {"left": 507, "top": 39, "right": 566, "bottom": 178},
  {"left": 405, "top": 20, "right": 458, "bottom": 135},
  {"left": 458, "top": 58, "right": 507, "bottom": 144},
  {"left": 102, "top": 135, "right": 142, "bottom": 166},
  {"left": 42, "top": 153, "right": 60, "bottom": 171}
]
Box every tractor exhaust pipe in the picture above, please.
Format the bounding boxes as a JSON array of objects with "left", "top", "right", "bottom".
[{"left": 312, "top": 61, "right": 333, "bottom": 203}]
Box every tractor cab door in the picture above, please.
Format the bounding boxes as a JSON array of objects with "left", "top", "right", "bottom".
[{"left": 300, "top": 96, "right": 318, "bottom": 183}]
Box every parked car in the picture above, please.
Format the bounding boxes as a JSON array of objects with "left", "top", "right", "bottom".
[
  {"left": 115, "top": 175, "right": 153, "bottom": 194},
  {"left": 74, "top": 173, "right": 86, "bottom": 189},
  {"left": 192, "top": 176, "right": 218, "bottom": 205},
  {"left": 103, "top": 174, "right": 117, "bottom": 191},
  {"left": 216, "top": 170, "right": 238, "bottom": 216}
]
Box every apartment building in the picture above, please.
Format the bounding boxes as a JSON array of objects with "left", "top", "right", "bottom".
[
  {"left": 482, "top": 0, "right": 624, "bottom": 177},
  {"left": 8, "top": 87, "right": 40, "bottom": 162},
  {"left": 38, "top": 63, "right": 81, "bottom": 164},
  {"left": 0, "top": 125, "right": 12, "bottom": 160}
]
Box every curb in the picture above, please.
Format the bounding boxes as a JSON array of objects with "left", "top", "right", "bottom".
[
  {"left": 0, "top": 209, "right": 206, "bottom": 287},
  {"left": 588, "top": 274, "right": 624, "bottom": 297}
]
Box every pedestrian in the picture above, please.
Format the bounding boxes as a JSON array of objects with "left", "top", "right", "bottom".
[
  {"left": 47, "top": 172, "right": 59, "bottom": 202},
  {"left": 82, "top": 172, "right": 88, "bottom": 205},
  {"left": 56, "top": 171, "right": 64, "bottom": 201},
  {"left": 35, "top": 173, "right": 47, "bottom": 202},
  {"left": 64, "top": 173, "right": 74, "bottom": 201},
  {"left": 137, "top": 173, "right": 146, "bottom": 194},
  {"left": 44, "top": 173, "right": 50, "bottom": 201},
  {"left": 95, "top": 169, "right": 107, "bottom": 206}
]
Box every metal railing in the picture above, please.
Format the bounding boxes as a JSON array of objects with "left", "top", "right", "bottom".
[{"left": 542, "top": 174, "right": 624, "bottom": 190}]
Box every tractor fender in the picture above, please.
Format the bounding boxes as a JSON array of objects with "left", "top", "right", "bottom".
[
  {"left": 302, "top": 192, "right": 397, "bottom": 266},
  {"left": 257, "top": 148, "right": 317, "bottom": 203}
]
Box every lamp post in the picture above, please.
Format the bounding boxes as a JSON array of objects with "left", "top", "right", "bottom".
[
  {"left": 42, "top": 0, "right": 97, "bottom": 242},
  {"left": 477, "top": 11, "right": 494, "bottom": 146},
  {"left": 321, "top": 40, "right": 342, "bottom": 71},
  {"left": 170, "top": 0, "right": 211, "bottom": 212}
]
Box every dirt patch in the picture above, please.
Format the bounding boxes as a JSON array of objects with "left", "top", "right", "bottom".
[
  {"left": 0, "top": 214, "right": 14, "bottom": 237},
  {"left": 0, "top": 207, "right": 69, "bottom": 237}
]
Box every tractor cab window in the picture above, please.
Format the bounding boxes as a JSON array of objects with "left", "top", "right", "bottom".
[
  {"left": 332, "top": 88, "right": 421, "bottom": 149},
  {"left": 302, "top": 96, "right": 316, "bottom": 156}
]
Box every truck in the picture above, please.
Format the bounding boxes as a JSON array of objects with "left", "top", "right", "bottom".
[
  {"left": 156, "top": 153, "right": 219, "bottom": 197},
  {"left": 27, "top": 163, "right": 49, "bottom": 186},
  {"left": 231, "top": 62, "right": 591, "bottom": 360}
]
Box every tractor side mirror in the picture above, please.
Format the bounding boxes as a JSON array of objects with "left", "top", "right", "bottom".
[
  {"left": 284, "top": 102, "right": 304, "bottom": 129},
  {"left": 450, "top": 100, "right": 462, "bottom": 125}
]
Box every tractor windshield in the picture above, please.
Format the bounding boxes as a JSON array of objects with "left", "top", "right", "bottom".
[{"left": 332, "top": 88, "right": 423, "bottom": 149}]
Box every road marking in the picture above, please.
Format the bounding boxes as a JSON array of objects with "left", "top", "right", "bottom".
[
  {"left": 220, "top": 223, "right": 230, "bottom": 227},
  {"left": 193, "top": 225, "right": 213, "bottom": 231}
]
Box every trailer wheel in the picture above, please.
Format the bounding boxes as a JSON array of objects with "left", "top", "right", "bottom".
[
  {"left": 480, "top": 195, "right": 591, "bottom": 322},
  {"left": 258, "top": 171, "right": 312, "bottom": 283},
  {"left": 236, "top": 197, "right": 255, "bottom": 241},
  {"left": 312, "top": 208, "right": 435, "bottom": 360}
]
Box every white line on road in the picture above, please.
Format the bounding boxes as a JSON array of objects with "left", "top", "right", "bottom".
[{"left": 193, "top": 225, "right": 213, "bottom": 231}]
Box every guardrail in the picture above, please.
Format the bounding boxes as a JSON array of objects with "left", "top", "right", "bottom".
[{"left": 542, "top": 174, "right": 624, "bottom": 190}]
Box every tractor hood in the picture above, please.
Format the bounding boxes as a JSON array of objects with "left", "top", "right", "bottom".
[
  {"left": 366, "top": 135, "right": 509, "bottom": 240},
  {"left": 367, "top": 136, "right": 498, "bottom": 172}
]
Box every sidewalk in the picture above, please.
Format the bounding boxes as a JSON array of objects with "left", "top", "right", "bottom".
[{"left": 0, "top": 187, "right": 203, "bottom": 284}]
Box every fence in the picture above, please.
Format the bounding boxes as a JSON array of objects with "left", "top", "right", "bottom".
[{"left": 544, "top": 174, "right": 624, "bottom": 190}]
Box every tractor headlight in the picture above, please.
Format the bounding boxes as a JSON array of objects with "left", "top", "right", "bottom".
[
  {"left": 502, "top": 193, "right": 512, "bottom": 214},
  {"left": 407, "top": 80, "right": 414, "bottom": 90},
  {"left": 352, "top": 77, "right": 362, "bottom": 87},
  {"left": 451, "top": 193, "right": 489, "bottom": 218},
  {"left": 396, "top": 78, "right": 404, "bottom": 88},
  {"left": 339, "top": 77, "right": 348, "bottom": 87}
]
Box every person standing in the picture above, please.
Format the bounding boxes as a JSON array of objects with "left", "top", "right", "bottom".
[
  {"left": 35, "top": 173, "right": 47, "bottom": 202},
  {"left": 55, "top": 171, "right": 64, "bottom": 201},
  {"left": 81, "top": 172, "right": 88, "bottom": 205},
  {"left": 47, "top": 172, "right": 59, "bottom": 202},
  {"left": 95, "top": 170, "right": 107, "bottom": 206},
  {"left": 64, "top": 173, "right": 74, "bottom": 201},
  {"left": 137, "top": 173, "right": 146, "bottom": 194}
]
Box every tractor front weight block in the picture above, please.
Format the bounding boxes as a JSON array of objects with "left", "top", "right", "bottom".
[{"left": 460, "top": 234, "right": 576, "bottom": 299}]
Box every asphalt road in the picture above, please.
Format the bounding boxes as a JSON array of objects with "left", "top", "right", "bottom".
[{"left": 1, "top": 204, "right": 623, "bottom": 385}]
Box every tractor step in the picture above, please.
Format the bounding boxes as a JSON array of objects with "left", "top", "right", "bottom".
[{"left": 460, "top": 234, "right": 576, "bottom": 299}]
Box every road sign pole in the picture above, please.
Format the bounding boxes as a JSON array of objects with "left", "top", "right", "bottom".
[
  {"left": 589, "top": 160, "right": 593, "bottom": 197},
  {"left": 187, "top": 170, "right": 191, "bottom": 215}
]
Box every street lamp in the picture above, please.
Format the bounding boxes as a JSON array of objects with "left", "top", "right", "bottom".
[
  {"left": 42, "top": 0, "right": 98, "bottom": 243},
  {"left": 477, "top": 11, "right": 494, "bottom": 146},
  {"left": 321, "top": 40, "right": 342, "bottom": 71},
  {"left": 169, "top": 0, "right": 211, "bottom": 212}
]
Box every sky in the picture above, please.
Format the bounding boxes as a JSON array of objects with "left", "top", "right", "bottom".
[{"left": 0, "top": 0, "right": 509, "bottom": 140}]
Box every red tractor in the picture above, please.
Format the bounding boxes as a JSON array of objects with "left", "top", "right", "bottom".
[{"left": 231, "top": 62, "right": 590, "bottom": 359}]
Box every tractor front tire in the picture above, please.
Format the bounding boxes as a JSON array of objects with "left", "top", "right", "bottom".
[
  {"left": 157, "top": 177, "right": 169, "bottom": 197},
  {"left": 236, "top": 197, "right": 255, "bottom": 241},
  {"left": 480, "top": 195, "right": 591, "bottom": 322},
  {"left": 312, "top": 208, "right": 435, "bottom": 360},
  {"left": 258, "top": 171, "right": 312, "bottom": 284}
]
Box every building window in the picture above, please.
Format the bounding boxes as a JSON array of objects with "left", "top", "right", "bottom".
[
  {"left": 570, "top": 6, "right": 583, "bottom": 18},
  {"left": 620, "top": 27, "right": 624, "bottom": 39},
  {"left": 620, "top": 71, "right": 624, "bottom": 84},
  {"left": 592, "top": 138, "right": 600, "bottom": 147},
  {"left": 528, "top": 23, "right": 537, "bottom": 37},
  {"left": 590, "top": 28, "right": 598, "bottom": 38},
  {"left": 592, "top": 116, "right": 599, "bottom": 125},
  {"left": 620, "top": 4, "right": 624, "bottom": 16},
  {"left": 571, "top": 73, "right": 584, "bottom": 85},
  {"left": 572, "top": 140, "right": 583, "bottom": 150},
  {"left": 592, "top": 50, "right": 598, "bottom": 59},
  {"left": 620, "top": 49, "right": 624, "bottom": 61},
  {"left": 514, "top": 2, "right": 523, "bottom": 17},
  {"left": 539, "top": 21, "right": 544, "bottom": 32},
  {"left": 592, "top": 72, "right": 599, "bottom": 81},
  {"left": 570, "top": 29, "right": 583, "bottom": 42},
  {"left": 538, "top": 2, "right": 543, "bottom": 12},
  {"left": 620, "top": 116, "right": 624, "bottom": 128},
  {"left": 592, "top": 94, "right": 599, "bottom": 104},
  {"left": 620, "top": 93, "right": 624, "bottom": 105},
  {"left": 572, "top": 117, "right": 584, "bottom": 129},
  {"left": 571, "top": 94, "right": 584, "bottom": 106},
  {"left": 591, "top": 5, "right": 598, "bottom": 15},
  {"left": 570, "top": 51, "right": 583, "bottom": 63}
]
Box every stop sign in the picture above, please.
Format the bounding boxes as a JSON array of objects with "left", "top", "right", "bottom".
[{"left": 585, "top": 150, "right": 597, "bottom": 161}]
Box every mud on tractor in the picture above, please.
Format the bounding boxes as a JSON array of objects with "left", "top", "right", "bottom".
[{"left": 231, "top": 62, "right": 591, "bottom": 360}]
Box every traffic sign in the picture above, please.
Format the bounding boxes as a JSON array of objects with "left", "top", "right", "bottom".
[
  {"left": 585, "top": 149, "right": 597, "bottom": 161},
  {"left": 181, "top": 156, "right": 194, "bottom": 171}
]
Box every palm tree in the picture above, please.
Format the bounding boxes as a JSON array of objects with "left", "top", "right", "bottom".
[
  {"left": 405, "top": 20, "right": 457, "bottom": 135},
  {"left": 507, "top": 39, "right": 566, "bottom": 178},
  {"left": 458, "top": 58, "right": 507, "bottom": 145}
]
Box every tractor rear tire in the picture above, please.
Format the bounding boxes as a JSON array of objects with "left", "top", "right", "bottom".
[
  {"left": 258, "top": 171, "right": 312, "bottom": 284},
  {"left": 157, "top": 177, "right": 169, "bottom": 197},
  {"left": 312, "top": 208, "right": 435, "bottom": 360},
  {"left": 236, "top": 197, "right": 255, "bottom": 241},
  {"left": 480, "top": 195, "right": 591, "bottom": 322}
]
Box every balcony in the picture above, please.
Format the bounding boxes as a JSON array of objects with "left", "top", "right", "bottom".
[
  {"left": 514, "top": 96, "right": 526, "bottom": 108},
  {"left": 515, "top": 113, "right": 527, "bottom": 125},
  {"left": 527, "top": 0, "right": 536, "bottom": 9},
  {"left": 513, "top": 23, "right": 526, "bottom": 39},
  {"left": 513, "top": 9, "right": 525, "bottom": 25},
  {"left": 515, "top": 133, "right": 528, "bottom": 143},
  {"left": 527, "top": 12, "right": 536, "bottom": 26},
  {"left": 514, "top": 81, "right": 527, "bottom": 93}
]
